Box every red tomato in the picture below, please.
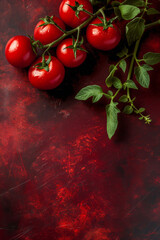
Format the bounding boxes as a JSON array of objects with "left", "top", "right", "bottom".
[
  {"left": 28, "top": 56, "right": 65, "bottom": 90},
  {"left": 56, "top": 38, "right": 87, "bottom": 68},
  {"left": 86, "top": 17, "right": 121, "bottom": 51},
  {"left": 5, "top": 36, "right": 36, "bottom": 68},
  {"left": 34, "top": 16, "right": 66, "bottom": 45},
  {"left": 59, "top": 0, "right": 93, "bottom": 28}
]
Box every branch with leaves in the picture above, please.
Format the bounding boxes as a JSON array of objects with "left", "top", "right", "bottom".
[{"left": 75, "top": 0, "right": 160, "bottom": 139}]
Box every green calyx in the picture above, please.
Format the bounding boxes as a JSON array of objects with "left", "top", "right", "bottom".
[
  {"left": 65, "top": 36, "right": 87, "bottom": 59},
  {"left": 92, "top": 9, "right": 118, "bottom": 30},
  {"left": 28, "top": 35, "right": 40, "bottom": 54},
  {"left": 66, "top": 1, "right": 84, "bottom": 18},
  {"left": 34, "top": 53, "right": 51, "bottom": 72},
  {"left": 39, "top": 16, "right": 66, "bottom": 33},
  {"left": 67, "top": 1, "right": 93, "bottom": 18}
]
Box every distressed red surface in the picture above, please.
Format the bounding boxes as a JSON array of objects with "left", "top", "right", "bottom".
[{"left": 0, "top": 0, "right": 160, "bottom": 239}]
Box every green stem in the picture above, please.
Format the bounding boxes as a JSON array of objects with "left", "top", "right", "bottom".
[
  {"left": 100, "top": 9, "right": 107, "bottom": 25},
  {"left": 126, "top": 37, "right": 151, "bottom": 123},
  {"left": 145, "top": 19, "right": 160, "bottom": 29},
  {"left": 127, "top": 40, "right": 140, "bottom": 82},
  {"left": 113, "top": 89, "right": 121, "bottom": 99},
  {"left": 126, "top": 39, "right": 141, "bottom": 100},
  {"left": 82, "top": 9, "right": 94, "bottom": 16},
  {"left": 126, "top": 0, "right": 149, "bottom": 99},
  {"left": 51, "top": 21, "right": 66, "bottom": 33},
  {"left": 75, "top": 27, "right": 81, "bottom": 46}
]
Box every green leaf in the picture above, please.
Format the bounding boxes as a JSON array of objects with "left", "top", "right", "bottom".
[
  {"left": 143, "top": 52, "right": 160, "bottom": 65},
  {"left": 119, "top": 5, "right": 140, "bottom": 20},
  {"left": 142, "top": 64, "right": 153, "bottom": 71},
  {"left": 139, "top": 107, "right": 145, "bottom": 113},
  {"left": 117, "top": 45, "right": 128, "bottom": 58},
  {"left": 119, "top": 95, "right": 128, "bottom": 103},
  {"left": 147, "top": 8, "right": 160, "bottom": 15},
  {"left": 121, "top": 0, "right": 145, "bottom": 7},
  {"left": 89, "top": 0, "right": 109, "bottom": 5},
  {"left": 107, "top": 90, "right": 113, "bottom": 96},
  {"left": 109, "top": 64, "right": 116, "bottom": 72},
  {"left": 134, "top": 65, "right": 150, "bottom": 88},
  {"left": 123, "top": 105, "right": 133, "bottom": 114},
  {"left": 112, "top": 77, "right": 122, "bottom": 89},
  {"left": 114, "top": 7, "right": 122, "bottom": 19},
  {"left": 111, "top": 1, "right": 121, "bottom": 7},
  {"left": 126, "top": 17, "right": 145, "bottom": 46},
  {"left": 106, "top": 65, "right": 118, "bottom": 87},
  {"left": 139, "top": 116, "right": 143, "bottom": 120},
  {"left": 106, "top": 76, "right": 113, "bottom": 87},
  {"left": 119, "top": 59, "right": 127, "bottom": 73},
  {"left": 125, "top": 79, "right": 138, "bottom": 89},
  {"left": 106, "top": 101, "right": 120, "bottom": 139},
  {"left": 75, "top": 85, "right": 104, "bottom": 103}
]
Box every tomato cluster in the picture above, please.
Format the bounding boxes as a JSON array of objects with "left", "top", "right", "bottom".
[{"left": 5, "top": 0, "right": 121, "bottom": 90}]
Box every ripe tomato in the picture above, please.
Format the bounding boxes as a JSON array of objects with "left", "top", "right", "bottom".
[
  {"left": 28, "top": 56, "right": 65, "bottom": 90},
  {"left": 59, "top": 0, "right": 93, "bottom": 28},
  {"left": 86, "top": 17, "right": 121, "bottom": 51},
  {"left": 56, "top": 38, "right": 87, "bottom": 68},
  {"left": 5, "top": 36, "right": 36, "bottom": 68},
  {"left": 34, "top": 16, "right": 66, "bottom": 45}
]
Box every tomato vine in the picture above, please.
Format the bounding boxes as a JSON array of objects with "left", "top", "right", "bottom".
[{"left": 5, "top": 0, "right": 160, "bottom": 139}]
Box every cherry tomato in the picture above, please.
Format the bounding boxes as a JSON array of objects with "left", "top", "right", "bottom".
[
  {"left": 28, "top": 56, "right": 65, "bottom": 90},
  {"left": 34, "top": 16, "right": 66, "bottom": 45},
  {"left": 86, "top": 17, "right": 121, "bottom": 51},
  {"left": 5, "top": 36, "right": 36, "bottom": 68},
  {"left": 59, "top": 0, "right": 93, "bottom": 28},
  {"left": 56, "top": 38, "right": 87, "bottom": 68}
]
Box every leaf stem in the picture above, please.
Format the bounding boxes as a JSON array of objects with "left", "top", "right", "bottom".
[
  {"left": 113, "top": 89, "right": 121, "bottom": 99},
  {"left": 145, "top": 19, "right": 160, "bottom": 29}
]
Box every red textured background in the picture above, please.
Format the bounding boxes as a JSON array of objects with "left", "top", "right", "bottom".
[{"left": 0, "top": 0, "right": 160, "bottom": 239}]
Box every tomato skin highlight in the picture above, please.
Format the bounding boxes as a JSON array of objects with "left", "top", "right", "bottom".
[
  {"left": 56, "top": 38, "right": 87, "bottom": 68},
  {"left": 34, "top": 16, "right": 66, "bottom": 46},
  {"left": 5, "top": 36, "right": 36, "bottom": 68},
  {"left": 28, "top": 56, "right": 65, "bottom": 90},
  {"left": 59, "top": 0, "right": 93, "bottom": 28},
  {"left": 86, "top": 18, "right": 121, "bottom": 51}
]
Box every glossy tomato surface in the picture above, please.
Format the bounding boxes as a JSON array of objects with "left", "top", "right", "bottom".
[
  {"left": 86, "top": 18, "right": 121, "bottom": 51},
  {"left": 28, "top": 56, "right": 65, "bottom": 90},
  {"left": 56, "top": 38, "right": 87, "bottom": 68},
  {"left": 34, "top": 16, "right": 66, "bottom": 45},
  {"left": 59, "top": 0, "right": 93, "bottom": 28},
  {"left": 5, "top": 35, "right": 36, "bottom": 68}
]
